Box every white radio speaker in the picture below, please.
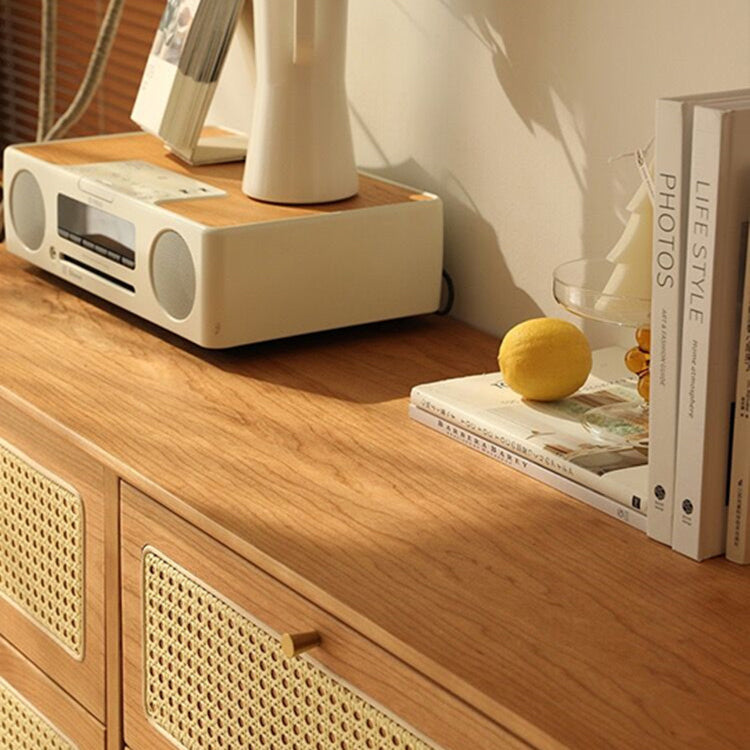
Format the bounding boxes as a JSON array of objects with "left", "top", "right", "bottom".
[
  {"left": 3, "top": 132, "right": 443, "bottom": 348},
  {"left": 10, "top": 170, "right": 46, "bottom": 251}
]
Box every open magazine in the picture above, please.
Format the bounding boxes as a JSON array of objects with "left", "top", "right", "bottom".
[
  {"left": 131, "top": 0, "right": 245, "bottom": 164},
  {"left": 410, "top": 348, "right": 648, "bottom": 514}
]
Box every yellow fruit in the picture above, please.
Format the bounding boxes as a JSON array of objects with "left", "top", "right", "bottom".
[{"left": 498, "top": 318, "right": 592, "bottom": 401}]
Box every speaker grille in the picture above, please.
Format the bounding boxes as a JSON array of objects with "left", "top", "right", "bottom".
[
  {"left": 0, "top": 439, "right": 85, "bottom": 658},
  {"left": 0, "top": 678, "right": 76, "bottom": 750},
  {"left": 150, "top": 231, "right": 196, "bottom": 321},
  {"left": 143, "top": 549, "right": 437, "bottom": 750},
  {"left": 10, "top": 170, "right": 45, "bottom": 251}
]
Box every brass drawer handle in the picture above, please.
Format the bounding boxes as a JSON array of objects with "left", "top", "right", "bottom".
[{"left": 281, "top": 631, "right": 321, "bottom": 658}]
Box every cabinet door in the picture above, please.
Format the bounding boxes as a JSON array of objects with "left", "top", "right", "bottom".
[
  {"left": 121, "top": 483, "right": 524, "bottom": 750},
  {"left": 0, "top": 393, "right": 106, "bottom": 720},
  {"left": 0, "top": 635, "right": 105, "bottom": 749}
]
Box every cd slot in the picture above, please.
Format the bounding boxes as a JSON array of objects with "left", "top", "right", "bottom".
[{"left": 61, "top": 254, "right": 135, "bottom": 293}]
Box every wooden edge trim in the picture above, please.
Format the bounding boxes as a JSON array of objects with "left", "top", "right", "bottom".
[{"left": 104, "top": 469, "right": 122, "bottom": 750}]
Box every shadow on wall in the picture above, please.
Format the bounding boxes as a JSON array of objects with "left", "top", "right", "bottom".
[
  {"left": 366, "top": 0, "right": 634, "bottom": 344},
  {"left": 439, "top": 0, "right": 640, "bottom": 251},
  {"left": 439, "top": 0, "right": 619, "bottom": 344},
  {"left": 354, "top": 145, "right": 544, "bottom": 334}
]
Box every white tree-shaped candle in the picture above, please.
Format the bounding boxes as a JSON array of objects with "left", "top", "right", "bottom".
[{"left": 598, "top": 177, "right": 653, "bottom": 312}]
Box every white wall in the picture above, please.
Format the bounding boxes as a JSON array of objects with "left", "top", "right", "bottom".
[{"left": 211, "top": 0, "right": 750, "bottom": 344}]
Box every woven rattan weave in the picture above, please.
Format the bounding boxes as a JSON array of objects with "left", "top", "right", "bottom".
[
  {"left": 0, "top": 440, "right": 84, "bottom": 657},
  {"left": 143, "top": 550, "right": 436, "bottom": 750},
  {"left": 0, "top": 677, "right": 76, "bottom": 750}
]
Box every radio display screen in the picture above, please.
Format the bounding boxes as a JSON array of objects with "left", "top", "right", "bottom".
[{"left": 57, "top": 194, "right": 136, "bottom": 269}]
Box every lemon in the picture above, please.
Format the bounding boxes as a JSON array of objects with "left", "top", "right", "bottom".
[{"left": 498, "top": 318, "right": 592, "bottom": 401}]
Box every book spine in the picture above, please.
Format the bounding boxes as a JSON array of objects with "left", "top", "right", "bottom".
[
  {"left": 409, "top": 405, "right": 646, "bottom": 532},
  {"left": 726, "top": 239, "right": 750, "bottom": 563},
  {"left": 647, "top": 99, "right": 689, "bottom": 545},
  {"left": 411, "top": 389, "right": 646, "bottom": 512},
  {"left": 672, "top": 107, "right": 731, "bottom": 560}
]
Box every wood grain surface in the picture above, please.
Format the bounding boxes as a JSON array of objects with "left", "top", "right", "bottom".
[
  {"left": 16, "top": 131, "right": 429, "bottom": 228},
  {"left": 0, "top": 249, "right": 748, "bottom": 749},
  {"left": 103, "top": 469, "right": 122, "bottom": 750}
]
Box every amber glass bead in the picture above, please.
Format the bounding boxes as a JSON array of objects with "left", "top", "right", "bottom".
[
  {"left": 637, "top": 371, "right": 650, "bottom": 401},
  {"left": 625, "top": 346, "right": 649, "bottom": 375},
  {"left": 624, "top": 326, "right": 651, "bottom": 403},
  {"left": 636, "top": 326, "right": 651, "bottom": 351}
]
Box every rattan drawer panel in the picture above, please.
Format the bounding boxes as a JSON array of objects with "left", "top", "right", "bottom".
[
  {"left": 0, "top": 393, "right": 106, "bottom": 720},
  {"left": 0, "top": 438, "right": 84, "bottom": 658},
  {"left": 0, "top": 677, "right": 76, "bottom": 750},
  {"left": 0, "top": 635, "right": 105, "bottom": 750},
  {"left": 122, "top": 484, "right": 526, "bottom": 750},
  {"left": 143, "top": 548, "right": 434, "bottom": 750}
]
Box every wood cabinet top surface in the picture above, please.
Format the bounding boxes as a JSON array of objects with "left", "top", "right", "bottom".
[
  {"left": 0, "top": 249, "right": 748, "bottom": 749},
  {"left": 15, "top": 132, "right": 429, "bottom": 228}
]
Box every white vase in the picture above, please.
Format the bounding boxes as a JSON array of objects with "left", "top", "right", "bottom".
[{"left": 242, "top": 0, "right": 358, "bottom": 204}]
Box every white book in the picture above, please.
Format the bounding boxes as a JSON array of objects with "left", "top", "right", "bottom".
[
  {"left": 672, "top": 101, "right": 750, "bottom": 560},
  {"left": 131, "top": 0, "right": 244, "bottom": 164},
  {"left": 409, "top": 348, "right": 648, "bottom": 513},
  {"left": 726, "top": 232, "right": 750, "bottom": 563},
  {"left": 649, "top": 88, "right": 750, "bottom": 546},
  {"left": 409, "top": 404, "right": 646, "bottom": 533}
]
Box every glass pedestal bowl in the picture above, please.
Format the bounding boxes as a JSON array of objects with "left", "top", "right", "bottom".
[{"left": 553, "top": 258, "right": 650, "bottom": 444}]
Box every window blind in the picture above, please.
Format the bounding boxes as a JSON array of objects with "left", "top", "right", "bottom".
[{"left": 0, "top": 0, "right": 165, "bottom": 151}]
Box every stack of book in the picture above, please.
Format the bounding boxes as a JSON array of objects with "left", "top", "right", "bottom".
[
  {"left": 410, "top": 86, "right": 750, "bottom": 563},
  {"left": 410, "top": 348, "right": 649, "bottom": 533},
  {"left": 649, "top": 87, "right": 750, "bottom": 562}
]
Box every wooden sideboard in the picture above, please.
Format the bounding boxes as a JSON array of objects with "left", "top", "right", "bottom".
[{"left": 0, "top": 247, "right": 748, "bottom": 750}]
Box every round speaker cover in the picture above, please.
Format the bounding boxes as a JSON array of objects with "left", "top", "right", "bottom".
[
  {"left": 10, "top": 170, "right": 45, "bottom": 251},
  {"left": 151, "top": 231, "right": 196, "bottom": 321}
]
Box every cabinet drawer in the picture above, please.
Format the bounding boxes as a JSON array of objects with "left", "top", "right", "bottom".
[
  {"left": 122, "top": 484, "right": 524, "bottom": 750},
  {"left": 0, "top": 393, "right": 106, "bottom": 719},
  {"left": 0, "top": 634, "right": 105, "bottom": 749}
]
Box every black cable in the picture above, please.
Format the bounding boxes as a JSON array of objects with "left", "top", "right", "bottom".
[{"left": 437, "top": 269, "right": 455, "bottom": 315}]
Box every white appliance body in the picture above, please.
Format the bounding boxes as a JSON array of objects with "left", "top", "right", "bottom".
[{"left": 3, "top": 140, "right": 443, "bottom": 349}]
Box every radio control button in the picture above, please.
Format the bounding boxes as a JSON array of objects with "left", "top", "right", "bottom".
[{"left": 78, "top": 178, "right": 114, "bottom": 203}]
